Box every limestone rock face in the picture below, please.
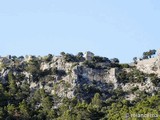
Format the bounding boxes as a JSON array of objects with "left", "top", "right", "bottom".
[
  {"left": 136, "top": 56, "right": 160, "bottom": 76},
  {"left": 122, "top": 78, "right": 159, "bottom": 93},
  {"left": 0, "top": 53, "right": 160, "bottom": 101},
  {"left": 0, "top": 69, "right": 10, "bottom": 84}
]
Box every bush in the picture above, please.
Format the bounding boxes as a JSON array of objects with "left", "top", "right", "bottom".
[
  {"left": 44, "top": 54, "right": 53, "bottom": 62},
  {"left": 92, "top": 56, "right": 109, "bottom": 63},
  {"left": 76, "top": 52, "right": 85, "bottom": 62},
  {"left": 149, "top": 74, "right": 160, "bottom": 86},
  {"left": 116, "top": 68, "right": 148, "bottom": 84},
  {"left": 51, "top": 67, "right": 66, "bottom": 77},
  {"left": 120, "top": 64, "right": 130, "bottom": 68},
  {"left": 64, "top": 53, "right": 77, "bottom": 62},
  {"left": 110, "top": 58, "right": 119, "bottom": 64},
  {"left": 25, "top": 59, "right": 40, "bottom": 75},
  {"left": 40, "top": 69, "right": 52, "bottom": 77},
  {"left": 131, "top": 86, "right": 139, "bottom": 92},
  {"left": 82, "top": 60, "right": 95, "bottom": 68}
]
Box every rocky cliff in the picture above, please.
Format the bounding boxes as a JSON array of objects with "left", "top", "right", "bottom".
[
  {"left": 0, "top": 52, "right": 160, "bottom": 102},
  {"left": 0, "top": 52, "right": 160, "bottom": 119}
]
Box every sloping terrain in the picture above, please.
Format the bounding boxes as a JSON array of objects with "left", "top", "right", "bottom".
[{"left": 0, "top": 53, "right": 160, "bottom": 119}]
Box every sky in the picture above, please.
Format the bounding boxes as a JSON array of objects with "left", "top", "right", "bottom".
[{"left": 0, "top": 0, "right": 160, "bottom": 63}]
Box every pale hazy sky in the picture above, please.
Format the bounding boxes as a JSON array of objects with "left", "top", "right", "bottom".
[{"left": 0, "top": 0, "right": 160, "bottom": 63}]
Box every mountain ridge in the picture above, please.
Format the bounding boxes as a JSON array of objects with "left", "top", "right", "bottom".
[{"left": 0, "top": 51, "right": 160, "bottom": 119}]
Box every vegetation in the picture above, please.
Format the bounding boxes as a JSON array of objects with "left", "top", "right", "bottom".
[
  {"left": 62, "top": 52, "right": 85, "bottom": 62},
  {"left": 43, "top": 54, "right": 53, "bottom": 62},
  {"left": 119, "top": 63, "right": 130, "bottom": 68},
  {"left": 63, "top": 53, "right": 78, "bottom": 62},
  {"left": 134, "top": 49, "right": 157, "bottom": 61},
  {"left": 133, "top": 57, "right": 137, "bottom": 64},
  {"left": 110, "top": 58, "right": 119, "bottom": 64},
  {"left": 116, "top": 68, "right": 160, "bottom": 86},
  {"left": 0, "top": 79, "right": 159, "bottom": 120},
  {"left": 143, "top": 49, "right": 156, "bottom": 59},
  {"left": 0, "top": 51, "right": 159, "bottom": 119},
  {"left": 82, "top": 56, "right": 111, "bottom": 69}
]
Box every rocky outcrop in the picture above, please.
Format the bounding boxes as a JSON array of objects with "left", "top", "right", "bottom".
[
  {"left": 136, "top": 56, "right": 160, "bottom": 76},
  {"left": 0, "top": 53, "right": 160, "bottom": 101}
]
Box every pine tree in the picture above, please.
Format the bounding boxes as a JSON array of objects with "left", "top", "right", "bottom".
[{"left": 91, "top": 93, "right": 102, "bottom": 108}]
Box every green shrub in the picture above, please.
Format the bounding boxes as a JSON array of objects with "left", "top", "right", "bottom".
[
  {"left": 82, "top": 60, "right": 95, "bottom": 68},
  {"left": 120, "top": 64, "right": 130, "bottom": 68},
  {"left": 92, "top": 56, "right": 109, "bottom": 63},
  {"left": 116, "top": 68, "right": 148, "bottom": 84},
  {"left": 51, "top": 67, "right": 66, "bottom": 76},
  {"left": 131, "top": 86, "right": 139, "bottom": 92},
  {"left": 43, "top": 54, "right": 53, "bottom": 62},
  {"left": 64, "top": 53, "right": 77, "bottom": 62}
]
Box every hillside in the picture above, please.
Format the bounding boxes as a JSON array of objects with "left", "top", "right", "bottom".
[{"left": 0, "top": 51, "right": 160, "bottom": 120}]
